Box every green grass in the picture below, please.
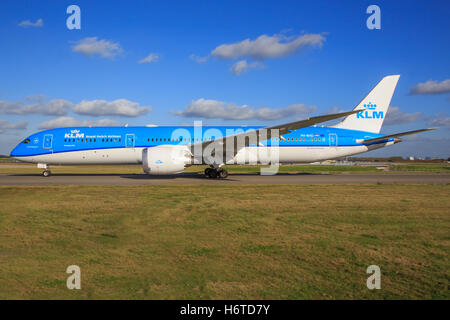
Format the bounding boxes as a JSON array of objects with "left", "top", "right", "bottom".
[
  {"left": 0, "top": 184, "right": 448, "bottom": 299},
  {"left": 0, "top": 162, "right": 449, "bottom": 175}
]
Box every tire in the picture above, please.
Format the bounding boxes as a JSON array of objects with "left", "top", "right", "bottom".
[
  {"left": 208, "top": 169, "right": 218, "bottom": 179},
  {"left": 218, "top": 169, "right": 228, "bottom": 179},
  {"left": 42, "top": 170, "right": 51, "bottom": 177},
  {"left": 204, "top": 168, "right": 212, "bottom": 178}
]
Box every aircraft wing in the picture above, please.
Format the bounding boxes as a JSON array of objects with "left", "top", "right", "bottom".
[
  {"left": 362, "top": 128, "right": 436, "bottom": 144},
  {"left": 190, "top": 109, "right": 362, "bottom": 163},
  {"left": 262, "top": 110, "right": 363, "bottom": 137}
]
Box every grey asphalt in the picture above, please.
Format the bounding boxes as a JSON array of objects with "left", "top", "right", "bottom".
[{"left": 0, "top": 173, "right": 449, "bottom": 185}]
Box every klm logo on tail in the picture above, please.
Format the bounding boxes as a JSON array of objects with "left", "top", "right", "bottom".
[
  {"left": 357, "top": 102, "right": 384, "bottom": 119},
  {"left": 334, "top": 75, "right": 399, "bottom": 133}
]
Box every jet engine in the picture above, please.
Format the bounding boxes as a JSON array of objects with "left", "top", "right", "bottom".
[{"left": 142, "top": 145, "right": 193, "bottom": 175}]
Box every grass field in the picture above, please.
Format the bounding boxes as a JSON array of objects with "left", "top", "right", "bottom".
[
  {"left": 0, "top": 184, "right": 448, "bottom": 299},
  {"left": 0, "top": 162, "right": 449, "bottom": 175}
]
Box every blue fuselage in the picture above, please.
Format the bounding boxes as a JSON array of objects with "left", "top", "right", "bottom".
[
  {"left": 10, "top": 125, "right": 392, "bottom": 166},
  {"left": 10, "top": 125, "right": 386, "bottom": 157}
]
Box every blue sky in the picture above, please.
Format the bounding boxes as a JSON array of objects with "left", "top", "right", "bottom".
[{"left": 0, "top": 0, "right": 449, "bottom": 157}]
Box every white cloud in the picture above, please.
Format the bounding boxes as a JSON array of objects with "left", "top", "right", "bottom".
[
  {"left": 410, "top": 79, "right": 450, "bottom": 95},
  {"left": 173, "top": 98, "right": 316, "bottom": 121},
  {"left": 384, "top": 106, "right": 424, "bottom": 125},
  {"left": 211, "top": 33, "right": 325, "bottom": 60},
  {"left": 93, "top": 118, "right": 122, "bottom": 126},
  {"left": 38, "top": 117, "right": 83, "bottom": 129},
  {"left": 138, "top": 53, "right": 159, "bottom": 64},
  {"left": 18, "top": 18, "right": 43, "bottom": 28},
  {"left": 0, "top": 120, "right": 28, "bottom": 133},
  {"left": 72, "top": 37, "right": 122, "bottom": 59},
  {"left": 230, "top": 60, "right": 263, "bottom": 75},
  {"left": 326, "top": 106, "right": 346, "bottom": 114},
  {"left": 38, "top": 117, "right": 121, "bottom": 130},
  {"left": 428, "top": 113, "right": 450, "bottom": 127},
  {"left": 0, "top": 96, "right": 150, "bottom": 117},
  {"left": 0, "top": 97, "right": 72, "bottom": 116},
  {"left": 72, "top": 99, "right": 151, "bottom": 117}
]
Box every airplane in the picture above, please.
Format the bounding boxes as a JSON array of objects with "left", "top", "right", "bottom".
[{"left": 10, "top": 75, "right": 434, "bottom": 178}]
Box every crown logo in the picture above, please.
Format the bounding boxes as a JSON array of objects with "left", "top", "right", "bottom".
[{"left": 364, "top": 102, "right": 377, "bottom": 110}]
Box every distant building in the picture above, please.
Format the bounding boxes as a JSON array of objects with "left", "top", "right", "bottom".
[{"left": 409, "top": 156, "right": 415, "bottom": 161}]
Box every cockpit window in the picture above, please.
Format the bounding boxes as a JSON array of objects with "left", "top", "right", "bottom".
[{"left": 22, "top": 139, "right": 30, "bottom": 144}]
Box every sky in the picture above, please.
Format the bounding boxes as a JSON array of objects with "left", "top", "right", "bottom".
[{"left": 0, "top": 0, "right": 449, "bottom": 158}]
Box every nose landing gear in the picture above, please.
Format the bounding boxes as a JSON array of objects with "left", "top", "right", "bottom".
[
  {"left": 38, "top": 163, "right": 51, "bottom": 177},
  {"left": 42, "top": 170, "right": 52, "bottom": 177},
  {"left": 204, "top": 167, "right": 228, "bottom": 179}
]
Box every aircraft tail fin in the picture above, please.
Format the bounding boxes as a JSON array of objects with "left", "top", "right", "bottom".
[{"left": 334, "top": 75, "right": 400, "bottom": 133}]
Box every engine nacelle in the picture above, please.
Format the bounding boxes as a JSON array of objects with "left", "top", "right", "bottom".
[{"left": 142, "top": 145, "right": 193, "bottom": 175}]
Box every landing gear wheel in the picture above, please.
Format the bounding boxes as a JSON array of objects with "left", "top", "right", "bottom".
[
  {"left": 205, "top": 167, "right": 227, "bottom": 179},
  {"left": 42, "top": 170, "right": 51, "bottom": 177},
  {"left": 218, "top": 169, "right": 228, "bottom": 179},
  {"left": 207, "top": 169, "right": 218, "bottom": 179}
]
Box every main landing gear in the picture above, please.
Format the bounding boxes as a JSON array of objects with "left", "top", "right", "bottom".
[{"left": 204, "top": 167, "right": 228, "bottom": 179}]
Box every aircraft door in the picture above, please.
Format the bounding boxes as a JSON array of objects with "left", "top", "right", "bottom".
[
  {"left": 328, "top": 133, "right": 338, "bottom": 147},
  {"left": 125, "top": 134, "right": 135, "bottom": 148},
  {"left": 43, "top": 134, "right": 53, "bottom": 149}
]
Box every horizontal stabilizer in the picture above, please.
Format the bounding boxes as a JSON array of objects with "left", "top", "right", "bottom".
[{"left": 362, "top": 128, "right": 436, "bottom": 144}]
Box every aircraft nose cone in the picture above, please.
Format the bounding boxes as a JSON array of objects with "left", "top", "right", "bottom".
[{"left": 10, "top": 145, "right": 19, "bottom": 157}]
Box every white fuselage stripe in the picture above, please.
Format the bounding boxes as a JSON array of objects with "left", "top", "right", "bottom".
[{"left": 13, "top": 143, "right": 392, "bottom": 165}]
